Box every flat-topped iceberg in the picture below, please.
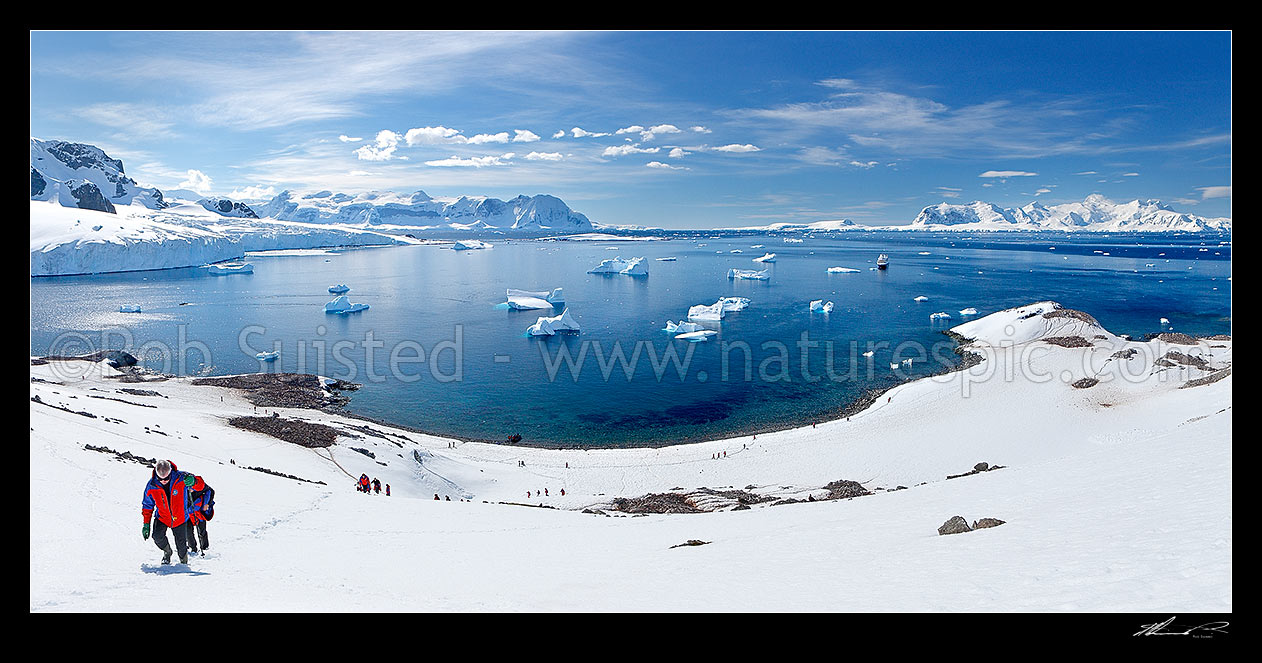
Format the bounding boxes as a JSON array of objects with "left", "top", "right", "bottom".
[
  {"left": 506, "top": 287, "right": 565, "bottom": 310},
  {"left": 675, "top": 330, "right": 718, "bottom": 342},
  {"left": 526, "top": 308, "right": 581, "bottom": 336},
  {"left": 325, "top": 295, "right": 370, "bottom": 314},
  {"left": 930, "top": 312, "right": 951, "bottom": 320},
  {"left": 328, "top": 284, "right": 350, "bottom": 294},
  {"left": 207, "top": 262, "right": 253, "bottom": 275},
  {"left": 256, "top": 351, "right": 280, "bottom": 362},
  {"left": 118, "top": 304, "right": 141, "bottom": 313},
  {"left": 588, "top": 256, "right": 648, "bottom": 276},
  {"left": 452, "top": 239, "right": 491, "bottom": 251},
  {"left": 663, "top": 320, "right": 705, "bottom": 334},
  {"left": 752, "top": 252, "right": 776, "bottom": 263},
  {"left": 827, "top": 267, "right": 859, "bottom": 273},
  {"left": 728, "top": 268, "right": 769, "bottom": 280},
  {"left": 959, "top": 307, "right": 979, "bottom": 316},
  {"left": 914, "top": 296, "right": 929, "bottom": 302}
]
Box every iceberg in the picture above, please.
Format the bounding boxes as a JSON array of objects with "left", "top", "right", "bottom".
[
  {"left": 810, "top": 300, "right": 834, "bottom": 313},
  {"left": 256, "top": 351, "right": 280, "bottom": 362},
  {"left": 730, "top": 249, "right": 743, "bottom": 254},
  {"left": 506, "top": 287, "right": 565, "bottom": 310},
  {"left": 328, "top": 284, "right": 350, "bottom": 294},
  {"left": 207, "top": 262, "right": 254, "bottom": 275},
  {"left": 118, "top": 304, "right": 142, "bottom": 313},
  {"left": 826, "top": 267, "right": 859, "bottom": 273},
  {"left": 526, "top": 308, "right": 581, "bottom": 336},
  {"left": 663, "top": 320, "right": 704, "bottom": 334},
  {"left": 675, "top": 330, "right": 718, "bottom": 342},
  {"left": 718, "top": 297, "right": 751, "bottom": 312},
  {"left": 959, "top": 307, "right": 979, "bottom": 316},
  {"left": 930, "top": 312, "right": 951, "bottom": 320},
  {"left": 752, "top": 252, "right": 776, "bottom": 263},
  {"left": 913, "top": 296, "right": 929, "bottom": 302},
  {"left": 588, "top": 256, "right": 648, "bottom": 276},
  {"left": 688, "top": 301, "right": 726, "bottom": 322},
  {"left": 1160, "top": 317, "right": 1171, "bottom": 325},
  {"left": 655, "top": 257, "right": 677, "bottom": 261},
  {"left": 728, "top": 268, "right": 770, "bottom": 280},
  {"left": 452, "top": 239, "right": 491, "bottom": 251},
  {"left": 325, "top": 295, "right": 370, "bottom": 314},
  {"left": 783, "top": 238, "right": 804, "bottom": 243}
]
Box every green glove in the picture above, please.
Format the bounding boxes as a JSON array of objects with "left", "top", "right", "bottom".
[
  {"left": 142, "top": 522, "right": 151, "bottom": 540},
  {"left": 184, "top": 475, "right": 195, "bottom": 488}
]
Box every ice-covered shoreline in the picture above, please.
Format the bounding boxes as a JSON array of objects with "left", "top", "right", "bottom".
[{"left": 29, "top": 302, "right": 1232, "bottom": 611}]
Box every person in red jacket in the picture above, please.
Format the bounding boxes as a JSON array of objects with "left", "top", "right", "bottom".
[
  {"left": 359, "top": 473, "right": 370, "bottom": 495},
  {"left": 141, "top": 460, "right": 196, "bottom": 564}
]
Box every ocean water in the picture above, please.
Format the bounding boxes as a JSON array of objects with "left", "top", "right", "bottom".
[{"left": 30, "top": 232, "right": 1231, "bottom": 446}]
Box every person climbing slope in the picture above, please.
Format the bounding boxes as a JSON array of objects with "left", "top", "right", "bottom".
[
  {"left": 140, "top": 460, "right": 197, "bottom": 565},
  {"left": 185, "top": 474, "right": 216, "bottom": 556}
]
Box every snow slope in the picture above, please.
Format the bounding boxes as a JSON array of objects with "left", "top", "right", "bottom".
[
  {"left": 29, "top": 303, "right": 1231, "bottom": 611},
  {"left": 30, "top": 200, "right": 411, "bottom": 276}
]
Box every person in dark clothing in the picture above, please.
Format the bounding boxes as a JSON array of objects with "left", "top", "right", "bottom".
[
  {"left": 372, "top": 478, "right": 381, "bottom": 494},
  {"left": 184, "top": 475, "right": 215, "bottom": 555},
  {"left": 141, "top": 460, "right": 196, "bottom": 565},
  {"left": 385, "top": 484, "right": 390, "bottom": 496},
  {"left": 359, "top": 473, "right": 370, "bottom": 495}
]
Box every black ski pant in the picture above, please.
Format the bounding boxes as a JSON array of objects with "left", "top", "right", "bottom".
[
  {"left": 186, "top": 519, "right": 209, "bottom": 551},
  {"left": 153, "top": 519, "right": 189, "bottom": 559}
]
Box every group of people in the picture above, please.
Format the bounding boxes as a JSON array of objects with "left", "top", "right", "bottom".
[
  {"left": 357, "top": 473, "right": 389, "bottom": 496},
  {"left": 140, "top": 460, "right": 215, "bottom": 565},
  {"left": 526, "top": 488, "right": 564, "bottom": 499}
]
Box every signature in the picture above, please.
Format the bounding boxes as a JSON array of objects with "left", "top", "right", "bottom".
[{"left": 1134, "top": 616, "right": 1229, "bottom": 637}]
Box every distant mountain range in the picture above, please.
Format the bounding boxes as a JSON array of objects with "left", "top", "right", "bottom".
[
  {"left": 907, "top": 195, "right": 1231, "bottom": 232},
  {"left": 253, "top": 189, "right": 593, "bottom": 232}
]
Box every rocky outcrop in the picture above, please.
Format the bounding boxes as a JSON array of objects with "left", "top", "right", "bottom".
[
  {"left": 228, "top": 415, "right": 340, "bottom": 448},
  {"left": 1071, "top": 377, "right": 1100, "bottom": 389},
  {"left": 972, "top": 518, "right": 1006, "bottom": 529},
  {"left": 198, "top": 196, "right": 259, "bottom": 218},
  {"left": 938, "top": 516, "right": 972, "bottom": 535},
  {"left": 70, "top": 180, "right": 116, "bottom": 214},
  {"left": 191, "top": 373, "right": 358, "bottom": 409}
]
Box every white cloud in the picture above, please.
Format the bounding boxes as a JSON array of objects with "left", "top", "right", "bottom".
[
  {"left": 404, "top": 126, "right": 465, "bottom": 146},
  {"left": 572, "top": 127, "right": 611, "bottom": 138},
  {"left": 1173, "top": 197, "right": 1199, "bottom": 206},
  {"left": 338, "top": 135, "right": 363, "bottom": 143},
  {"left": 355, "top": 130, "right": 403, "bottom": 160},
  {"left": 668, "top": 147, "right": 690, "bottom": 158},
  {"left": 524, "top": 152, "right": 564, "bottom": 161},
  {"left": 1074, "top": 170, "right": 1097, "bottom": 175},
  {"left": 424, "top": 153, "right": 515, "bottom": 168},
  {"left": 978, "top": 170, "right": 1037, "bottom": 178},
  {"left": 1122, "top": 172, "right": 1140, "bottom": 177},
  {"left": 552, "top": 130, "right": 566, "bottom": 139},
  {"left": 713, "top": 143, "right": 760, "bottom": 153},
  {"left": 849, "top": 160, "right": 879, "bottom": 168},
  {"left": 347, "top": 170, "right": 374, "bottom": 177},
  {"left": 77, "top": 102, "right": 177, "bottom": 140},
  {"left": 646, "top": 161, "right": 688, "bottom": 170},
  {"left": 1198, "top": 185, "right": 1231, "bottom": 199},
  {"left": 512, "top": 130, "right": 541, "bottom": 143},
  {"left": 227, "top": 184, "right": 277, "bottom": 200},
  {"left": 1035, "top": 188, "right": 1052, "bottom": 195},
  {"left": 690, "top": 126, "right": 711, "bottom": 134},
  {"left": 937, "top": 186, "right": 963, "bottom": 191},
  {"left": 615, "top": 125, "right": 645, "bottom": 135},
  {"left": 602, "top": 144, "right": 661, "bottom": 157},
  {"left": 640, "top": 124, "right": 682, "bottom": 141},
  {"left": 177, "top": 169, "right": 214, "bottom": 194},
  {"left": 467, "top": 132, "right": 511, "bottom": 144}
]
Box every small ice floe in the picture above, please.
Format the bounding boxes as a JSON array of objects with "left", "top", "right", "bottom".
[
  {"left": 655, "top": 257, "right": 677, "bottom": 261},
  {"left": 675, "top": 330, "right": 718, "bottom": 342},
  {"left": 506, "top": 288, "right": 565, "bottom": 310},
  {"left": 784, "top": 238, "right": 804, "bottom": 243},
  {"left": 207, "top": 262, "right": 254, "bottom": 275},
  {"left": 918, "top": 251, "right": 931, "bottom": 255},
  {"left": 119, "top": 305, "right": 142, "bottom": 313},
  {"left": 452, "top": 240, "right": 491, "bottom": 251},
  {"left": 1160, "top": 317, "right": 1171, "bottom": 325},
  {"left": 730, "top": 249, "right": 743, "bottom": 254},
  {"left": 663, "top": 320, "right": 704, "bottom": 334},
  {"left": 752, "top": 252, "right": 776, "bottom": 263},
  {"left": 526, "top": 308, "right": 581, "bottom": 336},
  {"left": 959, "top": 307, "right": 979, "bottom": 316},
  {"left": 719, "top": 297, "right": 751, "bottom": 312},
  {"left": 325, "top": 295, "right": 370, "bottom": 314},
  {"left": 827, "top": 267, "right": 859, "bottom": 273},
  {"left": 1200, "top": 248, "right": 1209, "bottom": 252},
  {"left": 751, "top": 244, "right": 764, "bottom": 249},
  {"left": 913, "top": 296, "right": 929, "bottom": 302},
  {"left": 809, "top": 300, "right": 834, "bottom": 314},
  {"left": 328, "top": 284, "right": 350, "bottom": 294},
  {"left": 588, "top": 257, "right": 648, "bottom": 276},
  {"left": 862, "top": 350, "right": 874, "bottom": 357},
  {"left": 930, "top": 312, "right": 951, "bottom": 320},
  {"left": 889, "top": 363, "right": 899, "bottom": 370},
  {"left": 901, "top": 358, "right": 913, "bottom": 367},
  {"left": 728, "top": 268, "right": 770, "bottom": 280},
  {"left": 256, "top": 351, "right": 280, "bottom": 362}
]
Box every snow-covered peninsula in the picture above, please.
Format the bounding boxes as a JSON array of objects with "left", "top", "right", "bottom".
[{"left": 30, "top": 303, "right": 1232, "bottom": 611}]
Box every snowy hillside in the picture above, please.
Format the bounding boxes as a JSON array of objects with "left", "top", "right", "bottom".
[
  {"left": 30, "top": 200, "right": 410, "bottom": 276},
  {"left": 909, "top": 195, "right": 1231, "bottom": 232},
  {"left": 29, "top": 302, "right": 1231, "bottom": 611},
  {"left": 254, "top": 189, "right": 594, "bottom": 233},
  {"left": 30, "top": 138, "right": 167, "bottom": 212}
]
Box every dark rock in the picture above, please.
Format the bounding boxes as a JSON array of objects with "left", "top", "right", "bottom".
[
  {"left": 1042, "top": 308, "right": 1100, "bottom": 326},
  {"left": 611, "top": 492, "right": 701, "bottom": 514},
  {"left": 1110, "top": 348, "right": 1138, "bottom": 360},
  {"left": 1162, "top": 351, "right": 1210, "bottom": 370},
  {"left": 669, "top": 539, "right": 710, "bottom": 549},
  {"left": 228, "top": 416, "right": 339, "bottom": 448},
  {"left": 350, "top": 447, "right": 375, "bottom": 459},
  {"left": 974, "top": 462, "right": 989, "bottom": 472},
  {"left": 31, "top": 167, "right": 46, "bottom": 196},
  {"left": 823, "top": 479, "right": 871, "bottom": 499},
  {"left": 192, "top": 373, "right": 358, "bottom": 409},
  {"left": 972, "top": 518, "right": 1006, "bottom": 529},
  {"left": 938, "top": 516, "right": 972, "bottom": 536},
  {"left": 1180, "top": 367, "right": 1231, "bottom": 389},
  {"left": 1152, "top": 332, "right": 1198, "bottom": 345},
  {"left": 70, "top": 180, "right": 116, "bottom": 213},
  {"left": 1071, "top": 377, "right": 1099, "bottom": 389},
  {"left": 1042, "top": 335, "right": 1093, "bottom": 348},
  {"left": 731, "top": 504, "right": 751, "bottom": 511}
]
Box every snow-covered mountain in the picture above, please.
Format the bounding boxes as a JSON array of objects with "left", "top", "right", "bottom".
[
  {"left": 255, "top": 190, "right": 594, "bottom": 233},
  {"left": 733, "top": 219, "right": 859, "bottom": 232},
  {"left": 30, "top": 138, "right": 167, "bottom": 212},
  {"left": 910, "top": 195, "right": 1231, "bottom": 232}
]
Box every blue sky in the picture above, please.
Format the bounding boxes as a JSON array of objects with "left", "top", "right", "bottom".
[{"left": 29, "top": 30, "right": 1232, "bottom": 228}]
